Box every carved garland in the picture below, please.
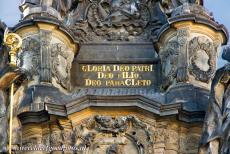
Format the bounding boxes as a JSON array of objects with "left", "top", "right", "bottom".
[{"left": 189, "top": 37, "right": 215, "bottom": 83}]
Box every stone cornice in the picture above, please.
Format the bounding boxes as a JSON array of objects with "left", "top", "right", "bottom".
[
  {"left": 12, "top": 17, "right": 78, "bottom": 44},
  {"left": 18, "top": 94, "right": 206, "bottom": 124},
  {"left": 156, "top": 14, "right": 229, "bottom": 45}
]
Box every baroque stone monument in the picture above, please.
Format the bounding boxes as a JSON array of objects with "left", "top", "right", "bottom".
[{"left": 0, "top": 0, "right": 229, "bottom": 154}]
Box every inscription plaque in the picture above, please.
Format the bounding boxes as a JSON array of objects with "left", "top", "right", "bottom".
[{"left": 77, "top": 64, "right": 155, "bottom": 87}]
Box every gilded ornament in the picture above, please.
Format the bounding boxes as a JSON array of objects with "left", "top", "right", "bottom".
[{"left": 3, "top": 29, "right": 22, "bottom": 66}]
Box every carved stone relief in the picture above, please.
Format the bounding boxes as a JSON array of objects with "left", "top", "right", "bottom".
[
  {"left": 17, "top": 37, "right": 41, "bottom": 80},
  {"left": 73, "top": 115, "right": 154, "bottom": 154},
  {"left": 188, "top": 36, "right": 215, "bottom": 83},
  {"left": 68, "top": 0, "right": 164, "bottom": 42},
  {"left": 51, "top": 43, "right": 74, "bottom": 89},
  {"left": 41, "top": 120, "right": 75, "bottom": 150},
  {"left": 159, "top": 40, "right": 179, "bottom": 89},
  {"left": 86, "top": 0, "right": 150, "bottom": 41},
  {"left": 39, "top": 30, "right": 52, "bottom": 83},
  {"left": 16, "top": 31, "right": 74, "bottom": 90},
  {"left": 176, "top": 28, "right": 190, "bottom": 83},
  {"left": 17, "top": 116, "right": 204, "bottom": 153}
]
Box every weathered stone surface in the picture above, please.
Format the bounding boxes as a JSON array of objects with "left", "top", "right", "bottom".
[
  {"left": 0, "top": 90, "right": 7, "bottom": 153},
  {"left": 0, "top": 0, "right": 229, "bottom": 153},
  {"left": 199, "top": 47, "right": 230, "bottom": 154}
]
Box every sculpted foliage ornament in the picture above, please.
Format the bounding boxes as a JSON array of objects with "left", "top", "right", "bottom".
[{"left": 188, "top": 36, "right": 215, "bottom": 83}]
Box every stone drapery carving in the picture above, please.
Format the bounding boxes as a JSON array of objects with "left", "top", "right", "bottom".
[
  {"left": 73, "top": 115, "right": 154, "bottom": 154},
  {"left": 199, "top": 47, "right": 230, "bottom": 154},
  {"left": 188, "top": 36, "right": 215, "bottom": 83}
]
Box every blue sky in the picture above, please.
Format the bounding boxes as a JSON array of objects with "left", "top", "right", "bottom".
[{"left": 0, "top": 0, "right": 229, "bottom": 67}]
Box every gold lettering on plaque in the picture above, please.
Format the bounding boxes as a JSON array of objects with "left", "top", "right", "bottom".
[{"left": 81, "top": 64, "right": 154, "bottom": 87}]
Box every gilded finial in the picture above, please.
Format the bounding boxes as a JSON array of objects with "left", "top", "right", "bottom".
[{"left": 3, "top": 28, "right": 22, "bottom": 66}]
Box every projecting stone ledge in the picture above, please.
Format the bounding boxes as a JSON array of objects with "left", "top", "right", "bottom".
[{"left": 17, "top": 85, "right": 206, "bottom": 124}]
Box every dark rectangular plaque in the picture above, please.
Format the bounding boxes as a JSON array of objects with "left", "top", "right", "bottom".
[{"left": 75, "top": 64, "right": 156, "bottom": 87}]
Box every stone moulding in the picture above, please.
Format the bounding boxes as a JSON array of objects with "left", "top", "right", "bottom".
[
  {"left": 157, "top": 15, "right": 229, "bottom": 44},
  {"left": 17, "top": 94, "right": 206, "bottom": 124},
  {"left": 12, "top": 17, "right": 78, "bottom": 45}
]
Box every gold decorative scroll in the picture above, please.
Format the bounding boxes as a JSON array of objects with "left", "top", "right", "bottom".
[
  {"left": 3, "top": 29, "right": 22, "bottom": 154},
  {"left": 3, "top": 28, "right": 22, "bottom": 66}
]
